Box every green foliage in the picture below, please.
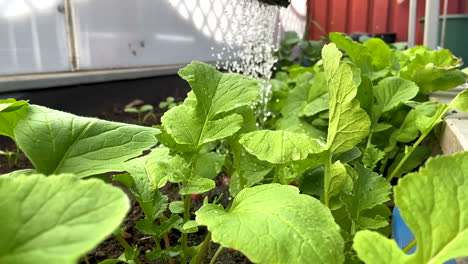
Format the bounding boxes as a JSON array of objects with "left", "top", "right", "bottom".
[
  {"left": 1, "top": 36, "right": 468, "bottom": 264},
  {"left": 196, "top": 184, "right": 344, "bottom": 264},
  {"left": 0, "top": 173, "right": 129, "bottom": 264},
  {"left": 0, "top": 98, "right": 29, "bottom": 139},
  {"left": 274, "top": 31, "right": 323, "bottom": 69},
  {"left": 354, "top": 152, "right": 468, "bottom": 264},
  {"left": 14, "top": 105, "right": 159, "bottom": 178},
  {"left": 239, "top": 130, "right": 326, "bottom": 164},
  {"left": 323, "top": 43, "right": 371, "bottom": 154},
  {"left": 161, "top": 62, "right": 258, "bottom": 148}
]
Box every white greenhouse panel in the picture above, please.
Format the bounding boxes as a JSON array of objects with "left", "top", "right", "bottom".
[
  {"left": 0, "top": 0, "right": 70, "bottom": 75},
  {"left": 72, "top": 0, "right": 233, "bottom": 70}
]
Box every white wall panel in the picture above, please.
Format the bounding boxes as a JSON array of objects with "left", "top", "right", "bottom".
[
  {"left": 0, "top": 0, "right": 70, "bottom": 75},
  {"left": 72, "top": 0, "right": 230, "bottom": 70}
]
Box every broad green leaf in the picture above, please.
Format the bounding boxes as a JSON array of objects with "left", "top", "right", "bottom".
[
  {"left": 162, "top": 104, "right": 243, "bottom": 146},
  {"left": 0, "top": 174, "right": 129, "bottom": 264},
  {"left": 323, "top": 44, "right": 371, "bottom": 154},
  {"left": 179, "top": 177, "right": 215, "bottom": 195},
  {"left": 325, "top": 161, "right": 353, "bottom": 205},
  {"left": 229, "top": 149, "right": 272, "bottom": 197},
  {"left": 329, "top": 33, "right": 372, "bottom": 74},
  {"left": 0, "top": 169, "right": 36, "bottom": 178},
  {"left": 239, "top": 130, "right": 326, "bottom": 164},
  {"left": 301, "top": 93, "right": 329, "bottom": 117},
  {"left": 396, "top": 102, "right": 440, "bottom": 142},
  {"left": 354, "top": 151, "right": 468, "bottom": 264},
  {"left": 355, "top": 75, "right": 373, "bottom": 115},
  {"left": 341, "top": 165, "right": 391, "bottom": 233},
  {"left": 0, "top": 99, "right": 29, "bottom": 139},
  {"left": 400, "top": 48, "right": 465, "bottom": 93},
  {"left": 169, "top": 201, "right": 185, "bottom": 214},
  {"left": 372, "top": 77, "right": 418, "bottom": 116},
  {"left": 196, "top": 184, "right": 344, "bottom": 264},
  {"left": 275, "top": 116, "right": 325, "bottom": 139},
  {"left": 277, "top": 71, "right": 326, "bottom": 139},
  {"left": 308, "top": 72, "right": 328, "bottom": 102},
  {"left": 15, "top": 105, "right": 159, "bottom": 178},
  {"left": 113, "top": 172, "right": 168, "bottom": 223},
  {"left": 123, "top": 146, "right": 174, "bottom": 189},
  {"left": 194, "top": 152, "right": 225, "bottom": 179},
  {"left": 363, "top": 38, "right": 393, "bottom": 70},
  {"left": 449, "top": 88, "right": 468, "bottom": 112},
  {"left": 162, "top": 62, "right": 258, "bottom": 147}
]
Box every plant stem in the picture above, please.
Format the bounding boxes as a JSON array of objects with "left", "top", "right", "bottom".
[
  {"left": 209, "top": 246, "right": 224, "bottom": 264},
  {"left": 272, "top": 166, "right": 279, "bottom": 183},
  {"left": 402, "top": 239, "right": 416, "bottom": 253},
  {"left": 387, "top": 131, "right": 428, "bottom": 183},
  {"left": 181, "top": 152, "right": 199, "bottom": 263},
  {"left": 192, "top": 232, "right": 212, "bottom": 264},
  {"left": 234, "top": 147, "right": 245, "bottom": 190},
  {"left": 115, "top": 233, "right": 142, "bottom": 264},
  {"left": 181, "top": 194, "right": 192, "bottom": 264},
  {"left": 323, "top": 151, "right": 332, "bottom": 207},
  {"left": 160, "top": 216, "right": 174, "bottom": 264}
]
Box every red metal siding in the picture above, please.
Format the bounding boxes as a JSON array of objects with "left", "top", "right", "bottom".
[{"left": 307, "top": 0, "right": 467, "bottom": 43}]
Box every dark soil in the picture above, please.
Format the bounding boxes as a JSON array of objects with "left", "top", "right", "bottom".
[{"left": 0, "top": 99, "right": 251, "bottom": 264}]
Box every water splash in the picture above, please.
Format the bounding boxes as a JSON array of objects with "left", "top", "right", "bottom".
[{"left": 212, "top": 0, "right": 280, "bottom": 127}]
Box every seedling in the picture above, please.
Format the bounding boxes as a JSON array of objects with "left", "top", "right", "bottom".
[
  {"left": 159, "top": 96, "right": 179, "bottom": 110},
  {"left": 0, "top": 149, "right": 19, "bottom": 169},
  {"left": 125, "top": 104, "right": 157, "bottom": 125}
]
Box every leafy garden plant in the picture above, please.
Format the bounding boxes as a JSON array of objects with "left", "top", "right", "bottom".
[{"left": 1, "top": 33, "right": 468, "bottom": 264}]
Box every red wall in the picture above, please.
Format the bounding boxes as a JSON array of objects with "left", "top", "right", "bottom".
[{"left": 307, "top": 0, "right": 468, "bottom": 43}]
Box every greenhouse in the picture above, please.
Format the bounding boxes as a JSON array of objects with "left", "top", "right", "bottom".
[{"left": 0, "top": 0, "right": 467, "bottom": 263}]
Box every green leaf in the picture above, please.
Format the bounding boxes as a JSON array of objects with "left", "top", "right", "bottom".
[
  {"left": 301, "top": 93, "right": 329, "bottom": 117},
  {"left": 329, "top": 33, "right": 372, "bottom": 74},
  {"left": 239, "top": 130, "right": 326, "bottom": 164},
  {"left": 194, "top": 152, "right": 225, "bottom": 179},
  {"left": 323, "top": 44, "right": 371, "bottom": 154},
  {"left": 355, "top": 75, "right": 373, "bottom": 115},
  {"left": 449, "top": 88, "right": 468, "bottom": 112},
  {"left": 14, "top": 105, "right": 159, "bottom": 178},
  {"left": 387, "top": 145, "right": 431, "bottom": 179},
  {"left": 180, "top": 177, "right": 215, "bottom": 195},
  {"left": 162, "top": 105, "right": 243, "bottom": 146},
  {"left": 396, "top": 102, "right": 440, "bottom": 142},
  {"left": 333, "top": 146, "right": 362, "bottom": 164},
  {"left": 325, "top": 161, "right": 353, "bottom": 204},
  {"left": 122, "top": 152, "right": 170, "bottom": 221},
  {"left": 229, "top": 149, "right": 272, "bottom": 197},
  {"left": 182, "top": 220, "right": 199, "bottom": 233},
  {"left": 372, "top": 77, "right": 418, "bottom": 117},
  {"left": 362, "top": 145, "right": 386, "bottom": 170},
  {"left": 161, "top": 62, "right": 258, "bottom": 147},
  {"left": 196, "top": 184, "right": 344, "bottom": 264},
  {"left": 169, "top": 201, "right": 185, "bottom": 214},
  {"left": 400, "top": 48, "right": 465, "bottom": 94},
  {"left": 354, "top": 151, "right": 468, "bottom": 264},
  {"left": 0, "top": 174, "right": 129, "bottom": 264},
  {"left": 0, "top": 99, "right": 29, "bottom": 139},
  {"left": 341, "top": 165, "right": 391, "bottom": 233}
]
